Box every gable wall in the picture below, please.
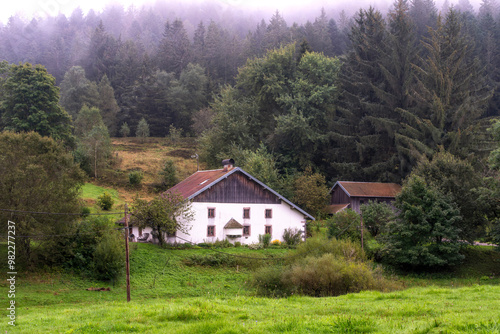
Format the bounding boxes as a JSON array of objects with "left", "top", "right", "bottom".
[
  {"left": 193, "top": 171, "right": 281, "bottom": 204},
  {"left": 330, "top": 185, "right": 350, "bottom": 205}
]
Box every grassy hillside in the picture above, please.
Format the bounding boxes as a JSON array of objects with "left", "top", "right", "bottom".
[
  {"left": 1, "top": 242, "right": 499, "bottom": 333},
  {"left": 82, "top": 137, "right": 201, "bottom": 204}
]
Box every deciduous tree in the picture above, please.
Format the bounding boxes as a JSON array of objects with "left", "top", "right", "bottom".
[
  {"left": 0, "top": 132, "right": 85, "bottom": 265},
  {"left": 130, "top": 192, "right": 194, "bottom": 247},
  {"left": 1, "top": 63, "right": 74, "bottom": 145}
]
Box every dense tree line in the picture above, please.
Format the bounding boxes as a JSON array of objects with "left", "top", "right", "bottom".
[{"left": 0, "top": 0, "right": 499, "bottom": 180}]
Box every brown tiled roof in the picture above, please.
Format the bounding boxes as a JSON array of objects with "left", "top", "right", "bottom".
[
  {"left": 336, "top": 181, "right": 401, "bottom": 198},
  {"left": 166, "top": 168, "right": 231, "bottom": 199},
  {"left": 224, "top": 218, "right": 243, "bottom": 229},
  {"left": 327, "top": 204, "right": 350, "bottom": 214}
]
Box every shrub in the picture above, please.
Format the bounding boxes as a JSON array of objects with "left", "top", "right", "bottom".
[
  {"left": 81, "top": 206, "right": 91, "bottom": 217},
  {"left": 271, "top": 239, "right": 281, "bottom": 246},
  {"left": 251, "top": 265, "right": 293, "bottom": 297},
  {"left": 252, "top": 236, "right": 400, "bottom": 297},
  {"left": 64, "top": 216, "right": 124, "bottom": 281},
  {"left": 93, "top": 232, "right": 125, "bottom": 281},
  {"left": 282, "top": 227, "right": 302, "bottom": 247},
  {"left": 364, "top": 239, "right": 383, "bottom": 261},
  {"left": 326, "top": 209, "right": 362, "bottom": 241},
  {"left": 287, "top": 254, "right": 378, "bottom": 297},
  {"left": 360, "top": 200, "right": 395, "bottom": 238},
  {"left": 248, "top": 242, "right": 263, "bottom": 250},
  {"left": 213, "top": 238, "right": 233, "bottom": 248},
  {"left": 128, "top": 170, "right": 144, "bottom": 187},
  {"left": 290, "top": 236, "right": 366, "bottom": 263},
  {"left": 234, "top": 241, "right": 242, "bottom": 248},
  {"left": 259, "top": 233, "right": 272, "bottom": 248},
  {"left": 96, "top": 192, "right": 114, "bottom": 211},
  {"left": 156, "top": 159, "right": 179, "bottom": 192},
  {"left": 168, "top": 124, "right": 182, "bottom": 145}
]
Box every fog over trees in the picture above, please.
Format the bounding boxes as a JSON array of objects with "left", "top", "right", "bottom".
[{"left": 0, "top": 0, "right": 499, "bottom": 183}]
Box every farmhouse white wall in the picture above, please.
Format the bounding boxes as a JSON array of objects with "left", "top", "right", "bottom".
[{"left": 130, "top": 201, "right": 306, "bottom": 245}]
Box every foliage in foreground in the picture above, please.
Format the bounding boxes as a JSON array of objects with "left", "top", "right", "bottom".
[
  {"left": 251, "top": 236, "right": 398, "bottom": 297},
  {"left": 63, "top": 216, "right": 124, "bottom": 281}
]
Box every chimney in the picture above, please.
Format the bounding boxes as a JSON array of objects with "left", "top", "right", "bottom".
[{"left": 222, "top": 158, "right": 235, "bottom": 172}]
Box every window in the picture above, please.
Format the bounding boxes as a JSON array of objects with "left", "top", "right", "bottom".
[
  {"left": 207, "top": 225, "right": 215, "bottom": 237},
  {"left": 265, "top": 209, "right": 273, "bottom": 219},
  {"left": 243, "top": 208, "right": 250, "bottom": 219},
  {"left": 265, "top": 225, "right": 272, "bottom": 235},
  {"left": 167, "top": 230, "right": 176, "bottom": 237},
  {"left": 208, "top": 208, "right": 215, "bottom": 218},
  {"left": 243, "top": 225, "right": 251, "bottom": 236}
]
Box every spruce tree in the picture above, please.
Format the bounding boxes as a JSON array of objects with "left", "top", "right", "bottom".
[
  {"left": 397, "top": 9, "right": 492, "bottom": 164},
  {"left": 97, "top": 74, "right": 120, "bottom": 136},
  {"left": 157, "top": 19, "right": 192, "bottom": 76}
]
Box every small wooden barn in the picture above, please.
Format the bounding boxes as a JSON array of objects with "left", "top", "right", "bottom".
[{"left": 328, "top": 181, "right": 402, "bottom": 214}]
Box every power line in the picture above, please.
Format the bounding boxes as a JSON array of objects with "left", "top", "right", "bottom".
[
  {"left": 0, "top": 227, "right": 125, "bottom": 238},
  {"left": 0, "top": 208, "right": 124, "bottom": 216}
]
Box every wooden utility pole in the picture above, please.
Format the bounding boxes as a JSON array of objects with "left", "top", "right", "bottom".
[
  {"left": 124, "top": 204, "right": 131, "bottom": 302},
  {"left": 360, "top": 216, "right": 364, "bottom": 252}
]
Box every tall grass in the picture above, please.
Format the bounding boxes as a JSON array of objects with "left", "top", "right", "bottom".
[{"left": 4, "top": 285, "right": 500, "bottom": 333}]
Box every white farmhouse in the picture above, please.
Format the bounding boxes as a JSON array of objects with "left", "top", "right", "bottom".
[{"left": 130, "top": 159, "right": 314, "bottom": 245}]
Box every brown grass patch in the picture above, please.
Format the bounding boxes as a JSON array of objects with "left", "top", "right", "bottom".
[{"left": 102, "top": 137, "right": 202, "bottom": 201}]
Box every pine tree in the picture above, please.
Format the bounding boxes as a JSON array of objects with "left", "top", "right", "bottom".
[
  {"left": 264, "top": 11, "right": 290, "bottom": 50},
  {"left": 310, "top": 8, "right": 334, "bottom": 55},
  {"left": 409, "top": 0, "right": 438, "bottom": 40},
  {"left": 98, "top": 74, "right": 120, "bottom": 136},
  {"left": 397, "top": 9, "right": 492, "bottom": 164},
  {"left": 334, "top": 7, "right": 392, "bottom": 181},
  {"left": 192, "top": 21, "right": 206, "bottom": 65},
  {"left": 157, "top": 19, "right": 192, "bottom": 76},
  {"left": 84, "top": 20, "right": 118, "bottom": 82},
  {"left": 59, "top": 66, "right": 99, "bottom": 120}
]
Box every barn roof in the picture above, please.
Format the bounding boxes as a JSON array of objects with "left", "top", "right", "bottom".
[
  {"left": 331, "top": 181, "right": 401, "bottom": 198},
  {"left": 166, "top": 167, "right": 315, "bottom": 220},
  {"left": 327, "top": 203, "right": 350, "bottom": 214}
]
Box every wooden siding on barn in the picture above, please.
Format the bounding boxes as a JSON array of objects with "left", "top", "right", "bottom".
[
  {"left": 193, "top": 172, "right": 281, "bottom": 204},
  {"left": 330, "top": 185, "right": 351, "bottom": 205},
  {"left": 346, "top": 197, "right": 394, "bottom": 214}
]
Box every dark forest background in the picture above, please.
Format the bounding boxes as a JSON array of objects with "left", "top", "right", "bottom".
[{"left": 1, "top": 0, "right": 500, "bottom": 183}]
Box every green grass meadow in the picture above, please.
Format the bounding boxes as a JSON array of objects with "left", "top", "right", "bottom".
[{"left": 1, "top": 243, "right": 499, "bottom": 333}]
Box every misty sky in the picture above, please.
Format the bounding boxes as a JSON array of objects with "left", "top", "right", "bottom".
[
  {"left": 0, "top": 0, "right": 482, "bottom": 24},
  {"left": 1, "top": 0, "right": 327, "bottom": 23}
]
